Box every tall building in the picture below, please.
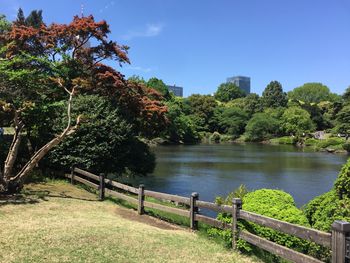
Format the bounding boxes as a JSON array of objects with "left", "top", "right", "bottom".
[
  {"left": 167, "top": 85, "right": 183, "bottom": 97},
  {"left": 226, "top": 76, "right": 251, "bottom": 94}
]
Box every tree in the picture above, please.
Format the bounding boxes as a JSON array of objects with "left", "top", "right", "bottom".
[
  {"left": 288, "top": 83, "right": 339, "bottom": 104},
  {"left": 48, "top": 95, "right": 156, "bottom": 175},
  {"left": 15, "top": 8, "right": 25, "bottom": 25},
  {"left": 147, "top": 77, "right": 170, "bottom": 99},
  {"left": 25, "top": 10, "right": 43, "bottom": 28},
  {"left": 281, "top": 107, "right": 315, "bottom": 136},
  {"left": 164, "top": 98, "right": 200, "bottom": 144},
  {"left": 343, "top": 86, "right": 350, "bottom": 103},
  {"left": 184, "top": 94, "right": 218, "bottom": 132},
  {"left": 261, "top": 81, "right": 287, "bottom": 108},
  {"left": 244, "top": 113, "right": 279, "bottom": 141},
  {"left": 335, "top": 105, "right": 350, "bottom": 138},
  {"left": 214, "top": 82, "right": 245, "bottom": 102},
  {"left": 14, "top": 8, "right": 43, "bottom": 28},
  {"left": 216, "top": 107, "right": 249, "bottom": 138},
  {"left": 0, "top": 15, "right": 167, "bottom": 193}
]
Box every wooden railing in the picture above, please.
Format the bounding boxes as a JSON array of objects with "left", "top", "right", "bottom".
[{"left": 66, "top": 166, "right": 350, "bottom": 263}]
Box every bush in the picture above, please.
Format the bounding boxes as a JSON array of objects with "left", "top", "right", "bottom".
[
  {"left": 47, "top": 95, "right": 155, "bottom": 175},
  {"left": 276, "top": 136, "right": 297, "bottom": 145},
  {"left": 334, "top": 158, "right": 350, "bottom": 199},
  {"left": 304, "top": 138, "right": 318, "bottom": 146},
  {"left": 208, "top": 188, "right": 312, "bottom": 261},
  {"left": 316, "top": 137, "right": 345, "bottom": 149},
  {"left": 343, "top": 142, "right": 350, "bottom": 152}
]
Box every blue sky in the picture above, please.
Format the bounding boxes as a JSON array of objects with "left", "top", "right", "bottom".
[{"left": 1, "top": 0, "right": 350, "bottom": 97}]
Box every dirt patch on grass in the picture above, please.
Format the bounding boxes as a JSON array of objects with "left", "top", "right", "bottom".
[{"left": 115, "top": 206, "right": 183, "bottom": 230}]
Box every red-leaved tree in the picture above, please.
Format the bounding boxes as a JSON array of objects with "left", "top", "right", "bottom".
[{"left": 0, "top": 15, "right": 167, "bottom": 193}]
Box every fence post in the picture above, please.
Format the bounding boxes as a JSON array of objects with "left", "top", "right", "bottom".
[
  {"left": 331, "top": 220, "right": 350, "bottom": 263},
  {"left": 70, "top": 164, "right": 76, "bottom": 184},
  {"left": 190, "top": 192, "right": 199, "bottom": 230},
  {"left": 138, "top": 184, "right": 145, "bottom": 215},
  {"left": 99, "top": 173, "right": 105, "bottom": 201},
  {"left": 232, "top": 198, "right": 242, "bottom": 250}
]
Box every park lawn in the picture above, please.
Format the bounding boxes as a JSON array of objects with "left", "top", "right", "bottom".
[{"left": 0, "top": 180, "right": 259, "bottom": 263}]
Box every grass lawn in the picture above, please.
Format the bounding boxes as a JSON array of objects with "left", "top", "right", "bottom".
[{"left": 0, "top": 180, "right": 259, "bottom": 263}]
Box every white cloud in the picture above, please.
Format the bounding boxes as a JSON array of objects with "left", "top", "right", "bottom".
[
  {"left": 125, "top": 66, "right": 152, "bottom": 73},
  {"left": 121, "top": 24, "right": 164, "bottom": 40}
]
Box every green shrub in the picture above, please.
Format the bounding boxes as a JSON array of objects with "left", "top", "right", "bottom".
[
  {"left": 304, "top": 138, "right": 318, "bottom": 146},
  {"left": 334, "top": 158, "right": 350, "bottom": 199},
  {"left": 316, "top": 137, "right": 345, "bottom": 148},
  {"left": 276, "top": 136, "right": 298, "bottom": 145},
  {"left": 208, "top": 189, "right": 313, "bottom": 261},
  {"left": 343, "top": 142, "right": 350, "bottom": 152}
]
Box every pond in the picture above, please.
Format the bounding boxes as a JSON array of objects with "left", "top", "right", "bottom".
[{"left": 122, "top": 144, "right": 348, "bottom": 207}]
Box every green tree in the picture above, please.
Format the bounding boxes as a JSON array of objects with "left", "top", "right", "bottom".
[
  {"left": 214, "top": 82, "right": 245, "bottom": 102},
  {"left": 164, "top": 98, "right": 200, "bottom": 144},
  {"left": 244, "top": 113, "right": 279, "bottom": 141},
  {"left": 127, "top": 75, "right": 146, "bottom": 85},
  {"left": 184, "top": 94, "right": 218, "bottom": 132},
  {"left": 147, "top": 77, "right": 170, "bottom": 99},
  {"left": 226, "top": 93, "right": 262, "bottom": 117},
  {"left": 343, "top": 86, "right": 350, "bottom": 102},
  {"left": 281, "top": 107, "right": 315, "bottom": 136},
  {"left": 288, "top": 83, "right": 339, "bottom": 104},
  {"left": 15, "top": 8, "right": 26, "bottom": 25},
  {"left": 48, "top": 95, "right": 155, "bottom": 175},
  {"left": 335, "top": 105, "right": 350, "bottom": 138},
  {"left": 261, "top": 81, "right": 287, "bottom": 108},
  {"left": 217, "top": 107, "right": 249, "bottom": 138}
]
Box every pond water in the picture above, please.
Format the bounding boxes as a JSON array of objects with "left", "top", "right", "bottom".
[{"left": 122, "top": 144, "right": 348, "bottom": 207}]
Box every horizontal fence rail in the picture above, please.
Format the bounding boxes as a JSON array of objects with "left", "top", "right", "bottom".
[{"left": 67, "top": 167, "right": 350, "bottom": 263}]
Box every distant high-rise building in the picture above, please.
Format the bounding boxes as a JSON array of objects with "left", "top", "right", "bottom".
[
  {"left": 167, "top": 85, "right": 183, "bottom": 97},
  {"left": 226, "top": 76, "right": 251, "bottom": 94}
]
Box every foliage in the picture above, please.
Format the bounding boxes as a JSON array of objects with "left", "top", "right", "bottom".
[
  {"left": 281, "top": 107, "right": 315, "bottom": 136},
  {"left": 334, "top": 157, "right": 350, "bottom": 199},
  {"left": 270, "top": 136, "right": 297, "bottom": 145},
  {"left": 343, "top": 86, "right": 350, "bottom": 102},
  {"left": 14, "top": 8, "right": 44, "bottom": 28},
  {"left": 316, "top": 137, "right": 345, "bottom": 149},
  {"left": 147, "top": 77, "right": 171, "bottom": 99},
  {"left": 261, "top": 81, "right": 287, "bottom": 108},
  {"left": 0, "top": 14, "right": 167, "bottom": 192},
  {"left": 48, "top": 95, "right": 155, "bottom": 175},
  {"left": 214, "top": 82, "right": 245, "bottom": 102},
  {"left": 209, "top": 188, "right": 312, "bottom": 261},
  {"left": 216, "top": 107, "right": 249, "bottom": 138},
  {"left": 184, "top": 94, "right": 218, "bottom": 132},
  {"left": 287, "top": 83, "right": 339, "bottom": 104},
  {"left": 304, "top": 190, "right": 350, "bottom": 232},
  {"left": 343, "top": 142, "right": 350, "bottom": 152},
  {"left": 244, "top": 113, "right": 279, "bottom": 142},
  {"left": 226, "top": 93, "right": 262, "bottom": 117},
  {"left": 163, "top": 98, "right": 200, "bottom": 144},
  {"left": 335, "top": 105, "right": 350, "bottom": 136}
]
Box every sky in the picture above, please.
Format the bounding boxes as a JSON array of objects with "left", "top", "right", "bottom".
[{"left": 1, "top": 0, "right": 350, "bottom": 97}]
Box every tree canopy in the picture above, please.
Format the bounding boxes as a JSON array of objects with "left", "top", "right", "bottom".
[
  {"left": 261, "top": 81, "right": 287, "bottom": 108},
  {"left": 214, "top": 82, "right": 245, "bottom": 102},
  {"left": 0, "top": 14, "right": 167, "bottom": 193},
  {"left": 287, "top": 83, "right": 339, "bottom": 104}
]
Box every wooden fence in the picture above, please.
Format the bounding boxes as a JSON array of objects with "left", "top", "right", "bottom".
[{"left": 66, "top": 166, "right": 350, "bottom": 263}]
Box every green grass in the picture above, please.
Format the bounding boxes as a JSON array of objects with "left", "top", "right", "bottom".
[{"left": 0, "top": 181, "right": 260, "bottom": 263}]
